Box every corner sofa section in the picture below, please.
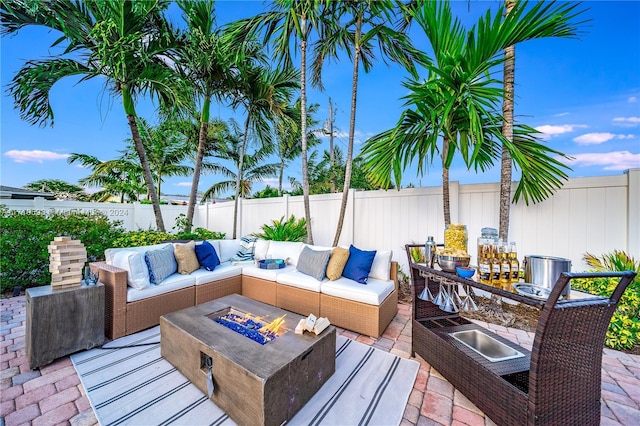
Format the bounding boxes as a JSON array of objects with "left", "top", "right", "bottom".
[{"left": 92, "top": 239, "right": 398, "bottom": 340}]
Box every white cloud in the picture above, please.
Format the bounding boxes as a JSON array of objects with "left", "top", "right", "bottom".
[
  {"left": 612, "top": 116, "right": 640, "bottom": 127},
  {"left": 564, "top": 151, "right": 640, "bottom": 171},
  {"left": 175, "top": 182, "right": 192, "bottom": 187},
  {"left": 629, "top": 96, "right": 638, "bottom": 103},
  {"left": 573, "top": 133, "right": 636, "bottom": 145},
  {"left": 4, "top": 150, "right": 69, "bottom": 163},
  {"left": 535, "top": 124, "right": 587, "bottom": 138},
  {"left": 553, "top": 112, "right": 570, "bottom": 117}
]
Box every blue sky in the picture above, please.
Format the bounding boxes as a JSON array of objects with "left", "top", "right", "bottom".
[{"left": 1, "top": 0, "right": 639, "bottom": 197}]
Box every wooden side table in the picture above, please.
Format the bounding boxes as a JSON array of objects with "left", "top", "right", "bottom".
[{"left": 26, "top": 283, "right": 105, "bottom": 369}]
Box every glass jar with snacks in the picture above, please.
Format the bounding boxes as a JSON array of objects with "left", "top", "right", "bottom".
[{"left": 444, "top": 223, "right": 468, "bottom": 253}]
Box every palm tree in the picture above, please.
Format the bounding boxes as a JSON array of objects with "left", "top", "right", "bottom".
[
  {"left": 228, "top": 0, "right": 326, "bottom": 244},
  {"left": 499, "top": 0, "right": 516, "bottom": 242},
  {"left": 67, "top": 153, "right": 146, "bottom": 202},
  {"left": 228, "top": 63, "right": 299, "bottom": 238},
  {"left": 174, "top": 0, "right": 242, "bottom": 231},
  {"left": 2, "top": 0, "right": 188, "bottom": 232},
  {"left": 274, "top": 99, "right": 321, "bottom": 195},
  {"left": 362, "top": 0, "right": 584, "bottom": 226},
  {"left": 69, "top": 118, "right": 193, "bottom": 202},
  {"left": 311, "top": 0, "right": 423, "bottom": 246},
  {"left": 201, "top": 120, "right": 279, "bottom": 202}
]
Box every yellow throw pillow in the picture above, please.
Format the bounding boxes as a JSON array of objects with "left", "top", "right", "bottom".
[
  {"left": 326, "top": 247, "right": 350, "bottom": 280},
  {"left": 174, "top": 241, "right": 200, "bottom": 274}
]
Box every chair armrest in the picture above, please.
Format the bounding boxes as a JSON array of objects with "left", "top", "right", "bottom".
[
  {"left": 391, "top": 261, "right": 399, "bottom": 291},
  {"left": 91, "top": 262, "right": 128, "bottom": 340}
]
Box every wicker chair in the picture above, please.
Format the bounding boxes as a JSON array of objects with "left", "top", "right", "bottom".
[{"left": 406, "top": 244, "right": 636, "bottom": 426}]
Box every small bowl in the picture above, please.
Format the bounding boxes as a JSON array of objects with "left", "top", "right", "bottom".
[
  {"left": 437, "top": 254, "right": 470, "bottom": 272},
  {"left": 456, "top": 266, "right": 476, "bottom": 279}
]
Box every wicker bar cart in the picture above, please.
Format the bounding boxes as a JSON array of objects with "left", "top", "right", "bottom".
[{"left": 405, "top": 244, "right": 636, "bottom": 426}]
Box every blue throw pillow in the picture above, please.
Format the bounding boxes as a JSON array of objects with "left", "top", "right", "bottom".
[
  {"left": 144, "top": 245, "right": 177, "bottom": 284},
  {"left": 195, "top": 240, "right": 220, "bottom": 271},
  {"left": 342, "top": 245, "right": 377, "bottom": 284}
]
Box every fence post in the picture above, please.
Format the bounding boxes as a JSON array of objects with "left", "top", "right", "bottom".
[
  {"left": 627, "top": 168, "right": 640, "bottom": 256},
  {"left": 283, "top": 194, "right": 289, "bottom": 219}
]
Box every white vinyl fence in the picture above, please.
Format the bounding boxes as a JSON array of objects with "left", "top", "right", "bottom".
[{"left": 3, "top": 169, "right": 638, "bottom": 274}]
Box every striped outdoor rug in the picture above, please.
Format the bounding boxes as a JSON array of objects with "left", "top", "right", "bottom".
[{"left": 71, "top": 326, "right": 419, "bottom": 426}]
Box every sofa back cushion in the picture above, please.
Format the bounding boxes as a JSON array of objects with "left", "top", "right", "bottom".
[
  {"left": 144, "top": 245, "right": 177, "bottom": 284},
  {"left": 326, "top": 247, "right": 350, "bottom": 280},
  {"left": 342, "top": 245, "right": 376, "bottom": 284},
  {"left": 111, "top": 250, "right": 150, "bottom": 290},
  {"left": 173, "top": 241, "right": 200, "bottom": 274},
  {"left": 105, "top": 243, "right": 171, "bottom": 264},
  {"left": 267, "top": 241, "right": 304, "bottom": 266},
  {"left": 254, "top": 239, "right": 270, "bottom": 261},
  {"left": 195, "top": 240, "right": 220, "bottom": 271},
  {"left": 217, "top": 239, "right": 242, "bottom": 263},
  {"left": 296, "top": 246, "right": 332, "bottom": 281}
]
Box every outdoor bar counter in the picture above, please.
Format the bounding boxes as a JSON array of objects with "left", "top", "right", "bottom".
[{"left": 405, "top": 244, "right": 636, "bottom": 426}]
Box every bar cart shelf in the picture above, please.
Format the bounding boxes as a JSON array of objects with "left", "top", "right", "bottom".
[{"left": 405, "top": 244, "right": 636, "bottom": 426}]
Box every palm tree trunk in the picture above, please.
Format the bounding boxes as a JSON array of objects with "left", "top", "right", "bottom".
[
  {"left": 278, "top": 157, "right": 285, "bottom": 196},
  {"left": 332, "top": 16, "right": 362, "bottom": 247},
  {"left": 187, "top": 98, "right": 211, "bottom": 233},
  {"left": 442, "top": 135, "right": 451, "bottom": 227},
  {"left": 127, "top": 114, "right": 165, "bottom": 232},
  {"left": 300, "top": 18, "right": 314, "bottom": 245},
  {"left": 233, "top": 115, "right": 250, "bottom": 239},
  {"left": 499, "top": 0, "right": 516, "bottom": 242}
]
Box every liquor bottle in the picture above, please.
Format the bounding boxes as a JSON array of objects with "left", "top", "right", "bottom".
[
  {"left": 478, "top": 251, "right": 492, "bottom": 284},
  {"left": 490, "top": 242, "right": 501, "bottom": 284},
  {"left": 509, "top": 242, "right": 520, "bottom": 282},
  {"left": 500, "top": 242, "right": 511, "bottom": 286}
]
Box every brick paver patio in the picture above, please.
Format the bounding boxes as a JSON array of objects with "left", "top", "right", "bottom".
[{"left": 2, "top": 294, "right": 639, "bottom": 425}]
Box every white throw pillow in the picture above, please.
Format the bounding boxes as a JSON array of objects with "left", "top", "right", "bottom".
[
  {"left": 111, "top": 250, "right": 151, "bottom": 290},
  {"left": 369, "top": 250, "right": 393, "bottom": 281}
]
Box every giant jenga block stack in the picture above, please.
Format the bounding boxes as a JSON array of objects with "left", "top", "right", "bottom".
[{"left": 48, "top": 236, "right": 87, "bottom": 288}]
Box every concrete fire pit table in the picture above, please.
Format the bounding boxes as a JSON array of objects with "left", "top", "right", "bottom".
[{"left": 160, "top": 294, "right": 336, "bottom": 426}]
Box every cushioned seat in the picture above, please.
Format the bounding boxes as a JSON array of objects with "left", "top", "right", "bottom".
[
  {"left": 320, "top": 277, "right": 395, "bottom": 305},
  {"left": 241, "top": 264, "right": 296, "bottom": 281},
  {"left": 276, "top": 270, "right": 325, "bottom": 292},
  {"left": 127, "top": 274, "right": 195, "bottom": 302},
  {"left": 192, "top": 262, "right": 242, "bottom": 285}
]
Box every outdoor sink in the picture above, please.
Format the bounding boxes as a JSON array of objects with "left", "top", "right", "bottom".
[{"left": 449, "top": 330, "right": 525, "bottom": 362}]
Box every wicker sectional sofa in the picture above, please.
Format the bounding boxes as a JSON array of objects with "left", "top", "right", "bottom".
[{"left": 91, "top": 239, "right": 398, "bottom": 340}]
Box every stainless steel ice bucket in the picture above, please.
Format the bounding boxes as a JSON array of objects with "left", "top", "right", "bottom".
[{"left": 523, "top": 255, "right": 572, "bottom": 297}]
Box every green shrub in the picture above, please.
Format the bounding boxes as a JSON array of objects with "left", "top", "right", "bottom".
[
  {"left": 572, "top": 275, "right": 640, "bottom": 351},
  {"left": 0, "top": 206, "right": 124, "bottom": 292},
  {"left": 252, "top": 215, "right": 307, "bottom": 242},
  {"left": 171, "top": 214, "right": 225, "bottom": 241},
  {"left": 112, "top": 228, "right": 226, "bottom": 248}
]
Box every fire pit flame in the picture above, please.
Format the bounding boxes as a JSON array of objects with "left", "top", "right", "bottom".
[{"left": 213, "top": 309, "right": 286, "bottom": 345}]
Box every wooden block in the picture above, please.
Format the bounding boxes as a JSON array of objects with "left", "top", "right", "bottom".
[
  {"left": 49, "top": 254, "right": 88, "bottom": 265},
  {"left": 51, "top": 269, "right": 84, "bottom": 279},
  {"left": 54, "top": 236, "right": 72, "bottom": 242}
]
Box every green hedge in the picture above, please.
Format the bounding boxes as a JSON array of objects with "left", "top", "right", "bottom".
[
  {"left": 572, "top": 276, "right": 640, "bottom": 351},
  {"left": 0, "top": 206, "right": 124, "bottom": 292}
]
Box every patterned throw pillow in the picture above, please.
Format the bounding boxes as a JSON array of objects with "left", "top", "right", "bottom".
[
  {"left": 231, "top": 236, "right": 257, "bottom": 262},
  {"left": 173, "top": 241, "right": 200, "bottom": 275},
  {"left": 326, "top": 247, "right": 350, "bottom": 280},
  {"left": 296, "top": 246, "right": 332, "bottom": 281},
  {"left": 144, "top": 245, "right": 177, "bottom": 284}
]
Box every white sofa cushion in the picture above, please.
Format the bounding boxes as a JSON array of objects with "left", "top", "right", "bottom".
[
  {"left": 105, "top": 243, "right": 171, "bottom": 264},
  {"left": 110, "top": 250, "right": 150, "bottom": 290},
  {"left": 369, "top": 250, "right": 393, "bottom": 281},
  {"left": 191, "top": 262, "right": 243, "bottom": 285},
  {"left": 320, "top": 277, "right": 395, "bottom": 305},
  {"left": 217, "top": 239, "right": 242, "bottom": 263},
  {"left": 126, "top": 273, "right": 194, "bottom": 302},
  {"left": 276, "top": 270, "right": 325, "bottom": 292},
  {"left": 267, "top": 241, "right": 304, "bottom": 266},
  {"left": 254, "top": 239, "right": 270, "bottom": 261},
  {"left": 242, "top": 264, "right": 296, "bottom": 281}
]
